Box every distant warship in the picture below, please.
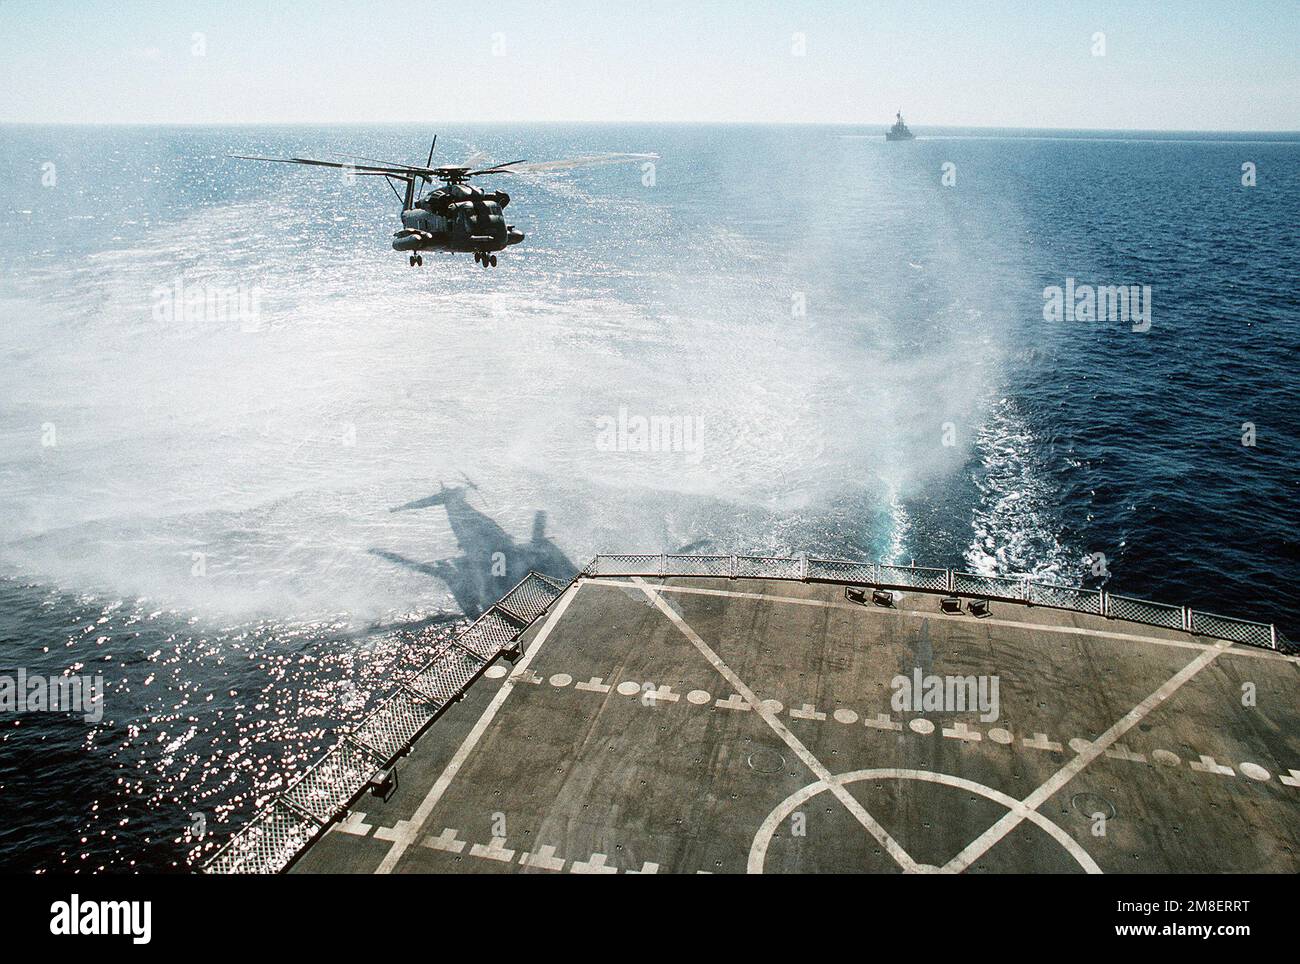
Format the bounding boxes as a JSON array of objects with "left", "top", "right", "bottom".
[{"left": 886, "top": 110, "right": 915, "bottom": 140}]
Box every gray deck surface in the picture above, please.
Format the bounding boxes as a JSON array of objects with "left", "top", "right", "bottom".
[{"left": 292, "top": 576, "right": 1300, "bottom": 874}]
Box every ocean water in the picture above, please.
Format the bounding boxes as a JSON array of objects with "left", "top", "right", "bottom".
[{"left": 1, "top": 123, "right": 1297, "bottom": 871}]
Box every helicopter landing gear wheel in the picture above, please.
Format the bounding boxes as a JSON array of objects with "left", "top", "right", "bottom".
[
  {"left": 489, "top": 255, "right": 497, "bottom": 267},
  {"left": 480, "top": 255, "right": 489, "bottom": 269},
  {"left": 473, "top": 252, "right": 481, "bottom": 264},
  {"left": 408, "top": 254, "right": 417, "bottom": 267},
  {"left": 415, "top": 255, "right": 423, "bottom": 266}
]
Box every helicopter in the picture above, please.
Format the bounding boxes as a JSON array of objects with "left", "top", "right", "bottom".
[{"left": 231, "top": 136, "right": 655, "bottom": 268}]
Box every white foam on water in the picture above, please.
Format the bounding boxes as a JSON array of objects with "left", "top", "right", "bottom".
[
  {"left": 0, "top": 130, "right": 1078, "bottom": 620},
  {"left": 964, "top": 396, "right": 1080, "bottom": 581}
]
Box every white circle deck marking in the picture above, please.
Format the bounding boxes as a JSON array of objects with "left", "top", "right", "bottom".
[
  {"left": 616, "top": 680, "right": 641, "bottom": 696},
  {"left": 1240, "top": 762, "right": 1270, "bottom": 781},
  {"left": 484, "top": 665, "right": 508, "bottom": 679},
  {"left": 1069, "top": 738, "right": 1092, "bottom": 754},
  {"left": 1152, "top": 749, "right": 1180, "bottom": 767},
  {"left": 687, "top": 689, "right": 711, "bottom": 705},
  {"left": 549, "top": 673, "right": 573, "bottom": 687},
  {"left": 833, "top": 708, "right": 859, "bottom": 724},
  {"left": 908, "top": 719, "right": 934, "bottom": 735},
  {"left": 748, "top": 769, "right": 1102, "bottom": 874},
  {"left": 762, "top": 699, "right": 783, "bottom": 714},
  {"left": 988, "top": 727, "right": 1013, "bottom": 744}
]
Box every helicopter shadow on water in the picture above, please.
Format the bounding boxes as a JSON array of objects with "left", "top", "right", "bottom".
[{"left": 369, "top": 478, "right": 577, "bottom": 618}]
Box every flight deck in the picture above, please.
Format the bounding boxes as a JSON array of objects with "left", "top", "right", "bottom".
[{"left": 282, "top": 566, "right": 1300, "bottom": 874}]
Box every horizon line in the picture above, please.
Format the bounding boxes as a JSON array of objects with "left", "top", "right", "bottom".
[{"left": 3, "top": 119, "right": 1300, "bottom": 136}]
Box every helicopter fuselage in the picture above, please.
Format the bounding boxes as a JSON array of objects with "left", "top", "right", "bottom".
[{"left": 391, "top": 182, "right": 525, "bottom": 259}]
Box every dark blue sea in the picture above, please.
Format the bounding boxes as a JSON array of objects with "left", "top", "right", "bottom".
[{"left": 1, "top": 123, "right": 1297, "bottom": 871}]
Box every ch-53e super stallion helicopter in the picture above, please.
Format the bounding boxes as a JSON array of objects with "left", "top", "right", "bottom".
[{"left": 232, "top": 136, "right": 654, "bottom": 268}]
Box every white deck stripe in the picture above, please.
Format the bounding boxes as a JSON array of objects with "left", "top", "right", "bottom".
[
  {"left": 584, "top": 577, "right": 1292, "bottom": 663},
  {"left": 942, "top": 640, "right": 1230, "bottom": 873},
  {"left": 374, "top": 582, "right": 582, "bottom": 874},
  {"left": 632, "top": 578, "right": 922, "bottom": 873}
]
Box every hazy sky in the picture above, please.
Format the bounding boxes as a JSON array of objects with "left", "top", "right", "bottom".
[{"left": 2, "top": 0, "right": 1297, "bottom": 129}]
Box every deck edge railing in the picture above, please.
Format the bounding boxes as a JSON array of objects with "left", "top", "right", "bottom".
[
  {"left": 586, "top": 553, "right": 1286, "bottom": 653},
  {"left": 201, "top": 569, "right": 574, "bottom": 875}
]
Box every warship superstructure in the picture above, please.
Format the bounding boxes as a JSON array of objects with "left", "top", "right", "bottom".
[{"left": 886, "top": 110, "right": 915, "bottom": 140}]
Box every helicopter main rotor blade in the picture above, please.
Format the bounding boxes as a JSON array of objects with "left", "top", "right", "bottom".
[
  {"left": 466, "top": 159, "right": 529, "bottom": 177},
  {"left": 317, "top": 135, "right": 441, "bottom": 174},
  {"left": 323, "top": 152, "right": 430, "bottom": 170},
  {"left": 470, "top": 152, "right": 658, "bottom": 175},
  {"left": 230, "top": 154, "right": 425, "bottom": 178}
]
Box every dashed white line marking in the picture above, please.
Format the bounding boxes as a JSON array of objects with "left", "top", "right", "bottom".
[
  {"left": 518, "top": 844, "right": 566, "bottom": 871},
  {"left": 791, "top": 703, "right": 827, "bottom": 721},
  {"left": 414, "top": 832, "right": 665, "bottom": 874},
  {"left": 373, "top": 818, "right": 417, "bottom": 844},
  {"left": 469, "top": 836, "right": 515, "bottom": 862},
  {"left": 1103, "top": 744, "right": 1147, "bottom": 763},
  {"left": 943, "top": 721, "right": 981, "bottom": 742},
  {"left": 331, "top": 811, "right": 373, "bottom": 837},
  {"left": 1023, "top": 733, "right": 1063, "bottom": 752},
  {"left": 536, "top": 660, "right": 1297, "bottom": 792},
  {"left": 571, "top": 852, "right": 617, "bottom": 874},
  {"left": 646, "top": 684, "right": 680, "bottom": 703},
  {"left": 1190, "top": 754, "right": 1235, "bottom": 776},
  {"left": 422, "top": 828, "right": 466, "bottom": 854}
]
